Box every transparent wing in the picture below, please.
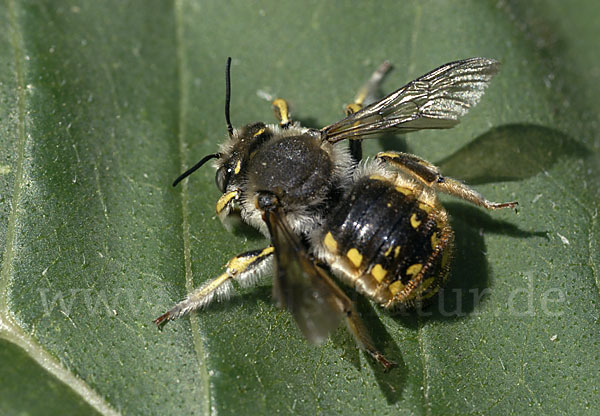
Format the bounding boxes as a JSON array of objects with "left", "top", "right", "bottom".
[
  {"left": 264, "top": 208, "right": 350, "bottom": 344},
  {"left": 322, "top": 57, "right": 500, "bottom": 143}
]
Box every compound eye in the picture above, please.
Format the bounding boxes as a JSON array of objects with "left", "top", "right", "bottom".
[{"left": 215, "top": 166, "right": 227, "bottom": 193}]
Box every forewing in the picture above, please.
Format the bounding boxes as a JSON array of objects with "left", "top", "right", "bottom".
[
  {"left": 322, "top": 57, "right": 500, "bottom": 143},
  {"left": 264, "top": 209, "right": 348, "bottom": 344}
]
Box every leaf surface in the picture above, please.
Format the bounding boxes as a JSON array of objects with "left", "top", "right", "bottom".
[{"left": 0, "top": 1, "right": 598, "bottom": 415}]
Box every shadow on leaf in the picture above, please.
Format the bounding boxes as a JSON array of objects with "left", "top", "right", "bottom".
[{"left": 437, "top": 123, "right": 587, "bottom": 184}]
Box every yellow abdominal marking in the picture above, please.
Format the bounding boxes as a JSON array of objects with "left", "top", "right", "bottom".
[
  {"left": 216, "top": 190, "right": 239, "bottom": 214},
  {"left": 406, "top": 263, "right": 423, "bottom": 277},
  {"left": 323, "top": 232, "right": 338, "bottom": 253},
  {"left": 346, "top": 248, "right": 363, "bottom": 268},
  {"left": 369, "top": 174, "right": 388, "bottom": 182},
  {"left": 234, "top": 159, "right": 241, "bottom": 174},
  {"left": 418, "top": 202, "right": 433, "bottom": 214},
  {"left": 394, "top": 246, "right": 401, "bottom": 258},
  {"left": 384, "top": 246, "right": 393, "bottom": 257},
  {"left": 371, "top": 264, "right": 387, "bottom": 282},
  {"left": 388, "top": 280, "right": 405, "bottom": 295},
  {"left": 395, "top": 186, "right": 413, "bottom": 196},
  {"left": 410, "top": 213, "right": 421, "bottom": 229}
]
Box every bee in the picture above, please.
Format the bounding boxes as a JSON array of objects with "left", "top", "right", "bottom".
[{"left": 154, "top": 57, "right": 517, "bottom": 370}]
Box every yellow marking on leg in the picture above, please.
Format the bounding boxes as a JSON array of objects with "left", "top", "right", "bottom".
[
  {"left": 227, "top": 255, "right": 256, "bottom": 274},
  {"left": 395, "top": 186, "right": 413, "bottom": 196},
  {"left": 272, "top": 99, "right": 290, "bottom": 126},
  {"left": 227, "top": 246, "right": 273, "bottom": 274},
  {"left": 346, "top": 248, "right": 363, "bottom": 268},
  {"left": 345, "top": 103, "right": 362, "bottom": 115},
  {"left": 377, "top": 151, "right": 400, "bottom": 160},
  {"left": 389, "top": 280, "right": 405, "bottom": 295},
  {"left": 234, "top": 159, "right": 241, "bottom": 174},
  {"left": 193, "top": 272, "right": 230, "bottom": 300},
  {"left": 406, "top": 263, "right": 423, "bottom": 277},
  {"left": 253, "top": 127, "right": 266, "bottom": 137},
  {"left": 216, "top": 190, "right": 239, "bottom": 214},
  {"left": 371, "top": 264, "right": 387, "bottom": 282},
  {"left": 394, "top": 246, "right": 401, "bottom": 258},
  {"left": 410, "top": 213, "right": 421, "bottom": 229},
  {"left": 324, "top": 232, "right": 338, "bottom": 253},
  {"left": 261, "top": 246, "right": 275, "bottom": 256},
  {"left": 431, "top": 232, "right": 440, "bottom": 248}
]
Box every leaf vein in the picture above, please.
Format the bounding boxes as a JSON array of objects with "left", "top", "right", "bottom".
[{"left": 173, "top": 0, "right": 211, "bottom": 414}]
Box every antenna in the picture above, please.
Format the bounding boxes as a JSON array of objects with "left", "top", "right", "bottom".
[
  {"left": 172, "top": 57, "right": 234, "bottom": 187},
  {"left": 225, "top": 57, "right": 233, "bottom": 137},
  {"left": 172, "top": 153, "right": 221, "bottom": 187}
]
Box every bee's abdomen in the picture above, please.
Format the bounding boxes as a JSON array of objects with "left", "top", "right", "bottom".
[{"left": 318, "top": 173, "right": 453, "bottom": 308}]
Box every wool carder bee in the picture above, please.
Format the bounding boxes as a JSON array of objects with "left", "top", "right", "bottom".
[{"left": 155, "top": 57, "right": 517, "bottom": 370}]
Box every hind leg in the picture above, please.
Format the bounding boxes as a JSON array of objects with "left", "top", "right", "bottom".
[{"left": 377, "top": 151, "right": 518, "bottom": 210}]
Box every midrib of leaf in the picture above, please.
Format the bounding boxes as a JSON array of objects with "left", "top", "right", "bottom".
[
  {"left": 417, "top": 321, "right": 431, "bottom": 416},
  {"left": 174, "top": 0, "right": 211, "bottom": 414},
  {"left": 0, "top": 1, "right": 118, "bottom": 415}
]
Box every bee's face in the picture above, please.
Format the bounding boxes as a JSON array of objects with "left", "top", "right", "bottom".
[{"left": 214, "top": 122, "right": 271, "bottom": 193}]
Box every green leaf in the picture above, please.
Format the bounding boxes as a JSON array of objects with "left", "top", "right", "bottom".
[{"left": 1, "top": 1, "right": 598, "bottom": 415}]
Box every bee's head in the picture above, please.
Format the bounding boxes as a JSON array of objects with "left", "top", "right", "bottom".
[
  {"left": 214, "top": 122, "right": 270, "bottom": 192},
  {"left": 172, "top": 57, "right": 260, "bottom": 192}
]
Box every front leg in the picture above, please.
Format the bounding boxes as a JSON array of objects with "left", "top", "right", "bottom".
[
  {"left": 377, "top": 151, "right": 518, "bottom": 210},
  {"left": 154, "top": 246, "right": 274, "bottom": 326}
]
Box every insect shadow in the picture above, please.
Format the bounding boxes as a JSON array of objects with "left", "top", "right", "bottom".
[{"left": 437, "top": 123, "right": 588, "bottom": 184}]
